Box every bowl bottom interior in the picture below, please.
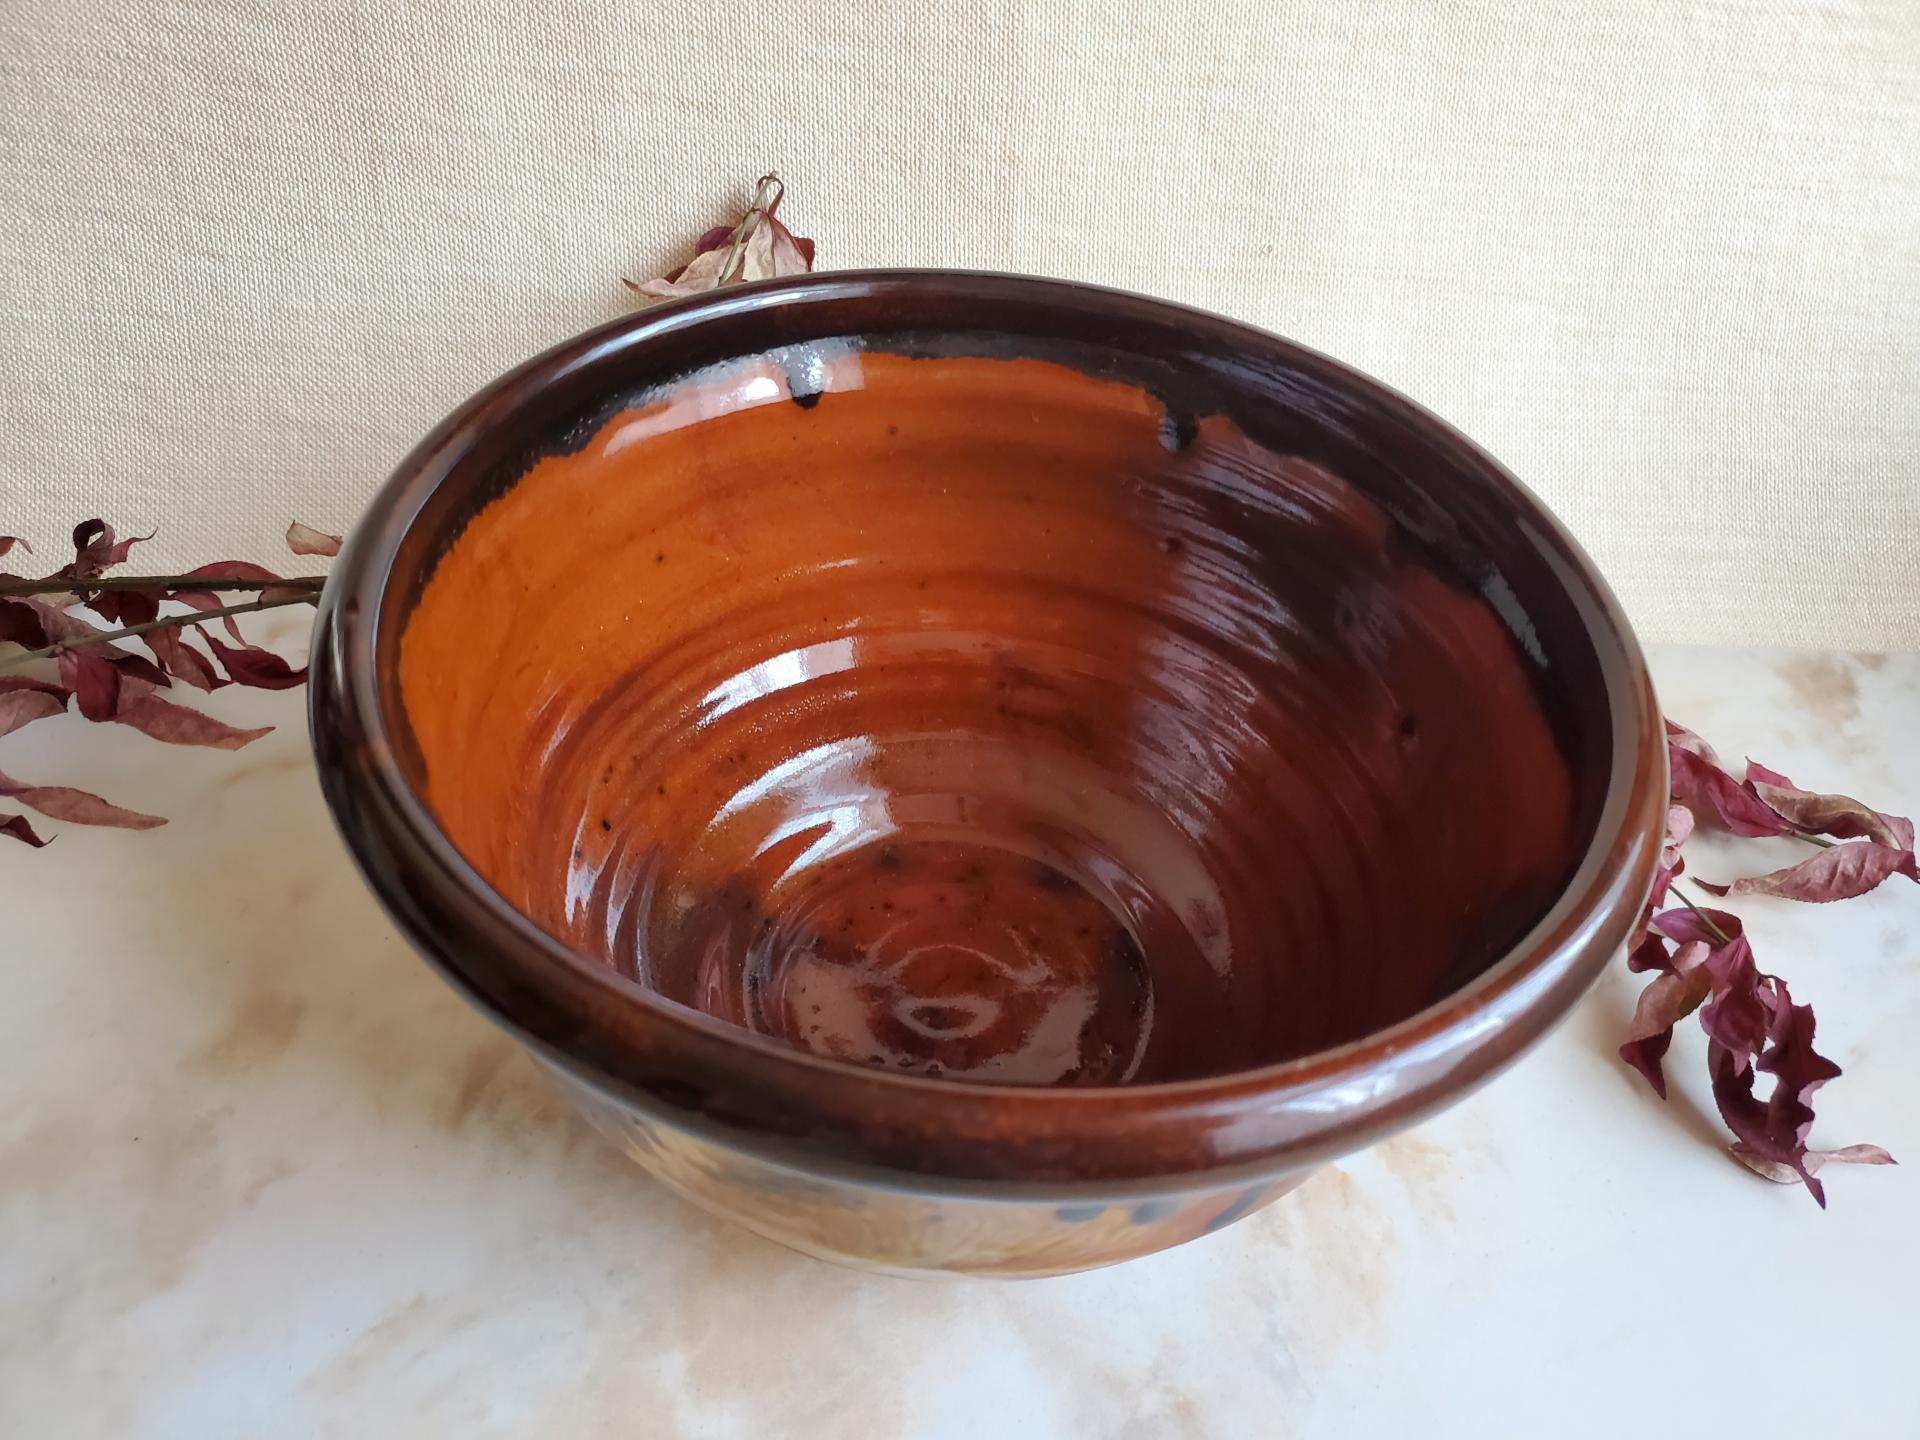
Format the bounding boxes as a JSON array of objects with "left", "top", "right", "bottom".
[{"left": 395, "top": 345, "right": 1579, "bottom": 1085}]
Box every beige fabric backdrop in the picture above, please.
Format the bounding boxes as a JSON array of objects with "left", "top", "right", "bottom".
[{"left": 3, "top": 1, "right": 1916, "bottom": 647}]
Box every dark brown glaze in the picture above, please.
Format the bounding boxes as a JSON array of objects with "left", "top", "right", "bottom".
[{"left": 310, "top": 271, "right": 1665, "bottom": 1191}]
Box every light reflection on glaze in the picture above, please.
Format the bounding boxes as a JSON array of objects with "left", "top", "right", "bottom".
[{"left": 399, "top": 349, "right": 1576, "bottom": 1086}]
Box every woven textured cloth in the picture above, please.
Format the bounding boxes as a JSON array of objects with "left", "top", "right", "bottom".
[{"left": 3, "top": 1, "right": 1916, "bottom": 647}]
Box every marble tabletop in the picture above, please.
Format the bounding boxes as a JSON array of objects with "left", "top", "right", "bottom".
[{"left": 2, "top": 637, "right": 1914, "bottom": 1438}]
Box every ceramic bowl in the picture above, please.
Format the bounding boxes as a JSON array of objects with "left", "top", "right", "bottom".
[{"left": 310, "top": 271, "right": 1664, "bottom": 1276}]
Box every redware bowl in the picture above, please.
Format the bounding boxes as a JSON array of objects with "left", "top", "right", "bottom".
[{"left": 310, "top": 271, "right": 1664, "bottom": 1276}]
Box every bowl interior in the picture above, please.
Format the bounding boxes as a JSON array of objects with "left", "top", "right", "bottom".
[{"left": 386, "top": 303, "right": 1598, "bottom": 1090}]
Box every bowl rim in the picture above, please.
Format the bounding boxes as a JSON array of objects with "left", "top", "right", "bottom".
[{"left": 309, "top": 268, "right": 1666, "bottom": 1191}]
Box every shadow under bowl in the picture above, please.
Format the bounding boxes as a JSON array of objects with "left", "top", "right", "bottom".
[{"left": 311, "top": 271, "right": 1664, "bottom": 1275}]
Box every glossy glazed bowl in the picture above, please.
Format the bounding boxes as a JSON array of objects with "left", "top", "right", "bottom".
[{"left": 311, "top": 272, "right": 1664, "bottom": 1276}]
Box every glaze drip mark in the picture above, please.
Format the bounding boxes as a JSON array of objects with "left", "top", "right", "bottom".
[
  {"left": 784, "top": 355, "right": 828, "bottom": 410},
  {"left": 1201, "top": 1183, "right": 1272, "bottom": 1234},
  {"left": 1158, "top": 411, "right": 1198, "bottom": 453}
]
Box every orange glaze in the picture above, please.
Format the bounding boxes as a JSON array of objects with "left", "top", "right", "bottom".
[{"left": 399, "top": 350, "right": 1574, "bottom": 1085}]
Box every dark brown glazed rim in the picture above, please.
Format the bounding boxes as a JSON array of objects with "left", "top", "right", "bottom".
[{"left": 310, "top": 271, "right": 1665, "bottom": 1197}]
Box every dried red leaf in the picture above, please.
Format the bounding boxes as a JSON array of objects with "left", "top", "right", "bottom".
[
  {"left": 174, "top": 562, "right": 285, "bottom": 640},
  {"left": 1730, "top": 1142, "right": 1896, "bottom": 1185},
  {"left": 180, "top": 561, "right": 285, "bottom": 586},
  {"left": 0, "top": 535, "right": 28, "bottom": 559},
  {"left": 286, "top": 522, "right": 343, "bottom": 558},
  {"left": 204, "top": 634, "right": 306, "bottom": 690},
  {"left": 0, "top": 686, "right": 68, "bottom": 739},
  {"left": 1708, "top": 982, "right": 1845, "bottom": 1206},
  {"left": 1667, "top": 738, "right": 1790, "bottom": 838},
  {"left": 0, "top": 813, "right": 50, "bottom": 848},
  {"left": 110, "top": 682, "right": 272, "bottom": 749},
  {"left": 0, "top": 689, "right": 66, "bottom": 727},
  {"left": 69, "top": 519, "right": 108, "bottom": 560},
  {"left": 0, "top": 597, "right": 53, "bottom": 648},
  {"left": 1663, "top": 719, "right": 1721, "bottom": 764},
  {"left": 630, "top": 244, "right": 741, "bottom": 301},
  {"left": 1649, "top": 804, "right": 1693, "bottom": 911},
  {"left": 1663, "top": 804, "right": 1695, "bottom": 858},
  {"left": 82, "top": 584, "right": 161, "bottom": 628},
  {"left": 743, "top": 208, "right": 814, "bottom": 282},
  {"left": 1700, "top": 842, "right": 1918, "bottom": 904},
  {"left": 115, "top": 653, "right": 170, "bottom": 689},
  {"left": 0, "top": 768, "right": 165, "bottom": 830},
  {"left": 642, "top": 225, "right": 737, "bottom": 287},
  {"left": 1618, "top": 941, "right": 1711, "bottom": 1098},
  {"left": 1744, "top": 761, "right": 1915, "bottom": 851},
  {"left": 0, "top": 676, "right": 70, "bottom": 700},
  {"left": 13, "top": 595, "right": 159, "bottom": 673},
  {"left": 1627, "top": 927, "right": 1675, "bottom": 974},
  {"left": 1696, "top": 936, "right": 1770, "bottom": 1067},
  {"left": 144, "top": 626, "right": 225, "bottom": 692},
  {"left": 58, "top": 649, "right": 122, "bottom": 720},
  {"left": 627, "top": 175, "right": 816, "bottom": 303},
  {"left": 42, "top": 646, "right": 162, "bottom": 717},
  {"left": 1649, "top": 905, "right": 1744, "bottom": 948},
  {"left": 58, "top": 519, "right": 150, "bottom": 582}
]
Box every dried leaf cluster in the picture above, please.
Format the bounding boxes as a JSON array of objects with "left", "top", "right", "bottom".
[
  {"left": 1620, "top": 722, "right": 1906, "bottom": 1203},
  {"left": 0, "top": 521, "right": 339, "bottom": 843},
  {"left": 622, "top": 172, "right": 816, "bottom": 303}
]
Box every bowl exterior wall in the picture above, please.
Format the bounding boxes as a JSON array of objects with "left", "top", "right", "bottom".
[{"left": 553, "top": 1063, "right": 1302, "bottom": 1276}]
